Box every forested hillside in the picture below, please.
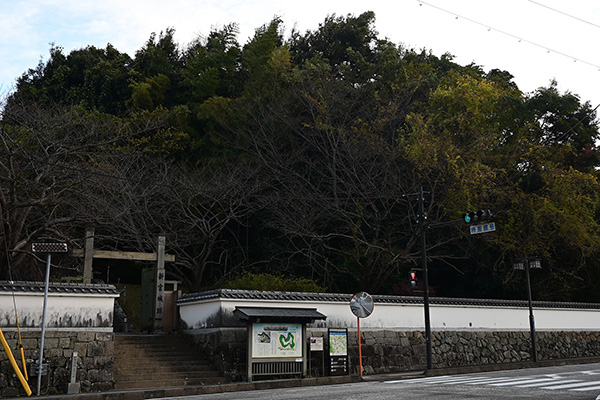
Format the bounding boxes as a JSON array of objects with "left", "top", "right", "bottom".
[{"left": 1, "top": 12, "right": 599, "bottom": 302}]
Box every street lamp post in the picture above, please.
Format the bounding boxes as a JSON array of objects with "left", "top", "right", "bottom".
[
  {"left": 513, "top": 256, "right": 542, "bottom": 362},
  {"left": 31, "top": 242, "right": 68, "bottom": 396}
]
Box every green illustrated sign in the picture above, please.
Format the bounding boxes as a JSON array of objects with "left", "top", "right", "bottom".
[{"left": 278, "top": 332, "right": 296, "bottom": 349}]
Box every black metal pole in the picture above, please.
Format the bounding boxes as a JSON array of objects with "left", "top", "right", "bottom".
[
  {"left": 525, "top": 260, "right": 537, "bottom": 362},
  {"left": 418, "top": 186, "right": 432, "bottom": 370}
]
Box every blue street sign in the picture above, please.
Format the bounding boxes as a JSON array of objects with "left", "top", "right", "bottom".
[{"left": 470, "top": 222, "right": 496, "bottom": 235}]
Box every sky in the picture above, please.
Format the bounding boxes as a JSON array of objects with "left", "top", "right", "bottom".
[{"left": 1, "top": 0, "right": 599, "bottom": 108}]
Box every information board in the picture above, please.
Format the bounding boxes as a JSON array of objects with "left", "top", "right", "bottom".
[
  {"left": 328, "top": 328, "right": 349, "bottom": 375},
  {"left": 310, "top": 337, "right": 324, "bottom": 351},
  {"left": 251, "top": 323, "right": 302, "bottom": 358}
]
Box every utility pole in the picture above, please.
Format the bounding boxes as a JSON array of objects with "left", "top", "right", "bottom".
[{"left": 418, "top": 186, "right": 433, "bottom": 370}]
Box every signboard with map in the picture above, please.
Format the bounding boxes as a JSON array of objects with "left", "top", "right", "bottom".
[
  {"left": 328, "top": 328, "right": 348, "bottom": 375},
  {"left": 251, "top": 323, "right": 303, "bottom": 358}
]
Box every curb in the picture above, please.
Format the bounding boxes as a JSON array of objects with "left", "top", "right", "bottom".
[{"left": 32, "top": 375, "right": 361, "bottom": 400}]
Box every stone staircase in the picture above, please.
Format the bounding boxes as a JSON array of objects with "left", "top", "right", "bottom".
[{"left": 114, "top": 334, "right": 226, "bottom": 390}]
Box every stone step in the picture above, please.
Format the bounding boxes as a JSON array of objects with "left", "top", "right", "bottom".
[
  {"left": 113, "top": 333, "right": 225, "bottom": 390},
  {"left": 114, "top": 348, "right": 207, "bottom": 357},
  {"left": 114, "top": 363, "right": 218, "bottom": 374},
  {"left": 114, "top": 376, "right": 225, "bottom": 390},
  {"left": 116, "top": 370, "right": 221, "bottom": 382}
]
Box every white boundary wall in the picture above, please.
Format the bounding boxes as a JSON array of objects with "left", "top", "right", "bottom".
[
  {"left": 179, "top": 292, "right": 600, "bottom": 332},
  {"left": 0, "top": 283, "right": 120, "bottom": 332}
]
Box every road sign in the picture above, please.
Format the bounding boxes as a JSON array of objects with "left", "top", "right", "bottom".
[{"left": 469, "top": 222, "right": 496, "bottom": 235}]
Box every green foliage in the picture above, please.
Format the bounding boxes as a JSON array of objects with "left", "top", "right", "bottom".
[
  {"left": 223, "top": 272, "right": 326, "bottom": 292},
  {"left": 115, "top": 284, "right": 142, "bottom": 330},
  {"left": 130, "top": 74, "right": 171, "bottom": 110},
  {"left": 4, "top": 11, "right": 600, "bottom": 301}
]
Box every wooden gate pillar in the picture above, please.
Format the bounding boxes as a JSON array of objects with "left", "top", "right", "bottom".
[{"left": 83, "top": 228, "right": 95, "bottom": 284}]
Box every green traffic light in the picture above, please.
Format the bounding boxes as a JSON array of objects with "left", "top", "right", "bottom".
[{"left": 464, "top": 213, "right": 471, "bottom": 223}]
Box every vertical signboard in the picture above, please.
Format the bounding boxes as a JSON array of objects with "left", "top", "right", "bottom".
[
  {"left": 328, "top": 328, "right": 348, "bottom": 375},
  {"left": 154, "top": 235, "right": 166, "bottom": 324},
  {"left": 251, "top": 323, "right": 303, "bottom": 358}
]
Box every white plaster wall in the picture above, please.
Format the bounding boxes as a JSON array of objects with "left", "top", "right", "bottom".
[
  {"left": 179, "top": 297, "right": 600, "bottom": 331},
  {"left": 178, "top": 299, "right": 221, "bottom": 329},
  {"left": 0, "top": 291, "right": 119, "bottom": 330}
]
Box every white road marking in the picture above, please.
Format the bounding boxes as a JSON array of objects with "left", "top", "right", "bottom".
[
  {"left": 385, "top": 371, "right": 600, "bottom": 394},
  {"left": 517, "top": 379, "right": 581, "bottom": 388},
  {"left": 543, "top": 381, "right": 600, "bottom": 390},
  {"left": 464, "top": 377, "right": 543, "bottom": 385},
  {"left": 571, "top": 385, "right": 600, "bottom": 392},
  {"left": 489, "top": 377, "right": 556, "bottom": 386}
]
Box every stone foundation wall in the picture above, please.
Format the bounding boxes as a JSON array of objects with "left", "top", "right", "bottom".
[
  {"left": 185, "top": 328, "right": 600, "bottom": 380},
  {"left": 350, "top": 330, "right": 600, "bottom": 375},
  {"left": 0, "top": 330, "right": 114, "bottom": 397},
  {"left": 186, "top": 328, "right": 247, "bottom": 382}
]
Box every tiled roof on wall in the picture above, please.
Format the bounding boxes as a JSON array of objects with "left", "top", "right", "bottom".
[
  {"left": 0, "top": 281, "right": 119, "bottom": 295},
  {"left": 178, "top": 288, "right": 600, "bottom": 310}
]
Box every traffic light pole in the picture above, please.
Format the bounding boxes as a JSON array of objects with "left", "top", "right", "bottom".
[
  {"left": 525, "top": 260, "right": 538, "bottom": 362},
  {"left": 418, "top": 186, "right": 433, "bottom": 370},
  {"left": 413, "top": 194, "right": 492, "bottom": 371}
]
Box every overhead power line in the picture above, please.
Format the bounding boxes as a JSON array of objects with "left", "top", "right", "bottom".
[
  {"left": 528, "top": 0, "right": 600, "bottom": 30},
  {"left": 417, "top": 0, "right": 600, "bottom": 71}
]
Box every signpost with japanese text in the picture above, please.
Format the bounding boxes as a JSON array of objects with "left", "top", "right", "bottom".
[
  {"left": 154, "top": 235, "right": 166, "bottom": 324},
  {"left": 469, "top": 222, "right": 496, "bottom": 235}
]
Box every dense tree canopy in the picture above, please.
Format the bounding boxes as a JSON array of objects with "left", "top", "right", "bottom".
[{"left": 1, "top": 12, "right": 599, "bottom": 301}]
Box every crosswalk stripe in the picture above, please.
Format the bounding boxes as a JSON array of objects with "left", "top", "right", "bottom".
[
  {"left": 543, "top": 381, "right": 600, "bottom": 390},
  {"left": 516, "top": 379, "right": 581, "bottom": 388},
  {"left": 385, "top": 372, "right": 600, "bottom": 393},
  {"left": 385, "top": 375, "right": 490, "bottom": 384},
  {"left": 426, "top": 375, "right": 490, "bottom": 383},
  {"left": 572, "top": 385, "right": 600, "bottom": 392},
  {"left": 463, "top": 377, "right": 539, "bottom": 385},
  {"left": 489, "top": 377, "right": 556, "bottom": 386}
]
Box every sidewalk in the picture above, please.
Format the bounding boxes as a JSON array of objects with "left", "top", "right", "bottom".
[{"left": 29, "top": 356, "right": 600, "bottom": 400}]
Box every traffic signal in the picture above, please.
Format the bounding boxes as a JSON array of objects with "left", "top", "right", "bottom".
[
  {"left": 463, "top": 209, "right": 492, "bottom": 224},
  {"left": 409, "top": 270, "right": 417, "bottom": 289}
]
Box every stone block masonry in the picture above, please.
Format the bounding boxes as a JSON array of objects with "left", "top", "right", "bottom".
[
  {"left": 353, "top": 330, "right": 600, "bottom": 375},
  {"left": 185, "top": 328, "right": 600, "bottom": 380},
  {"left": 0, "top": 330, "right": 114, "bottom": 397},
  {"left": 187, "top": 328, "right": 247, "bottom": 382}
]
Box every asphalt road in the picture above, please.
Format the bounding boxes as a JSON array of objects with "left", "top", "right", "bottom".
[{"left": 159, "top": 363, "right": 600, "bottom": 400}]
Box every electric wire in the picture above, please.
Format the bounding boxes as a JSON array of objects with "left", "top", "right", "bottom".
[
  {"left": 528, "top": 0, "right": 600, "bottom": 30},
  {"left": 417, "top": 0, "right": 600, "bottom": 70}
]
